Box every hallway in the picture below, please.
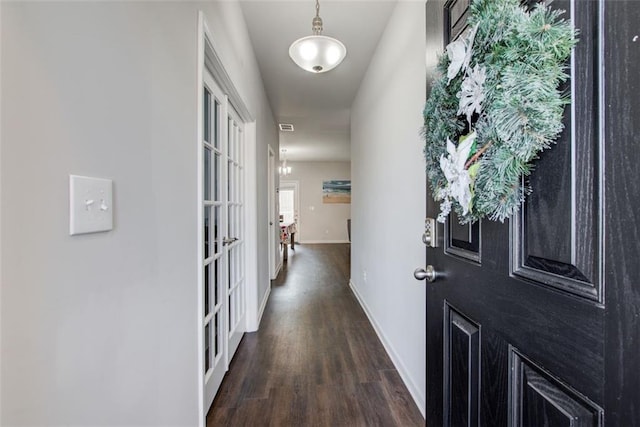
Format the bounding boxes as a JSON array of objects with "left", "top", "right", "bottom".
[{"left": 207, "top": 244, "right": 424, "bottom": 426}]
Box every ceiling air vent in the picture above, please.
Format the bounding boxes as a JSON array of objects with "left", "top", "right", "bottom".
[{"left": 279, "top": 123, "right": 295, "bottom": 132}]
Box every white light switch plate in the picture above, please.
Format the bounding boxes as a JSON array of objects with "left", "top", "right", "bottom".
[{"left": 69, "top": 175, "right": 113, "bottom": 236}]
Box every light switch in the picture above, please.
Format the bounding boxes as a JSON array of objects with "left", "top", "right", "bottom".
[{"left": 69, "top": 175, "right": 113, "bottom": 236}]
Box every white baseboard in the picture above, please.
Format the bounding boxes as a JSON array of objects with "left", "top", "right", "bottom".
[
  {"left": 273, "top": 260, "right": 282, "bottom": 279},
  {"left": 349, "top": 280, "right": 426, "bottom": 419},
  {"left": 299, "top": 240, "right": 350, "bottom": 244},
  {"left": 256, "top": 285, "right": 271, "bottom": 328}
]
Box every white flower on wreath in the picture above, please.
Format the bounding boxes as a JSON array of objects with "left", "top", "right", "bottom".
[
  {"left": 446, "top": 24, "right": 479, "bottom": 83},
  {"left": 437, "top": 132, "right": 476, "bottom": 222},
  {"left": 436, "top": 189, "right": 453, "bottom": 223},
  {"left": 457, "top": 64, "right": 486, "bottom": 127}
]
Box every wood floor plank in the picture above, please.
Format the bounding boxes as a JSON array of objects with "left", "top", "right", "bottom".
[
  {"left": 355, "top": 381, "right": 398, "bottom": 426},
  {"left": 380, "top": 369, "right": 427, "bottom": 426},
  {"left": 207, "top": 244, "right": 425, "bottom": 426},
  {"left": 309, "top": 381, "right": 365, "bottom": 427},
  {"left": 267, "top": 377, "right": 312, "bottom": 427}
]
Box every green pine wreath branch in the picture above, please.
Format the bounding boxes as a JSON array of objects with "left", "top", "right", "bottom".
[{"left": 422, "top": 0, "right": 577, "bottom": 224}]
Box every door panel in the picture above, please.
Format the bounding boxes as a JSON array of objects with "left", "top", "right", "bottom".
[
  {"left": 511, "top": 0, "right": 602, "bottom": 302},
  {"left": 424, "top": 0, "right": 614, "bottom": 425},
  {"left": 226, "top": 106, "right": 245, "bottom": 361},
  {"left": 444, "top": 304, "right": 480, "bottom": 426},
  {"left": 446, "top": 219, "right": 480, "bottom": 262},
  {"left": 509, "top": 349, "right": 602, "bottom": 426},
  {"left": 203, "top": 73, "right": 227, "bottom": 410}
]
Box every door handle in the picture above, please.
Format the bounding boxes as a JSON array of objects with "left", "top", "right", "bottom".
[
  {"left": 223, "top": 237, "right": 238, "bottom": 246},
  {"left": 414, "top": 265, "right": 439, "bottom": 282}
]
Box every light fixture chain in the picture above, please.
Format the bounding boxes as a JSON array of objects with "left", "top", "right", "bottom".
[{"left": 312, "top": 0, "right": 323, "bottom": 35}]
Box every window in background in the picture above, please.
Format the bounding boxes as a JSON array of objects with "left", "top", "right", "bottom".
[{"left": 279, "top": 189, "right": 295, "bottom": 224}]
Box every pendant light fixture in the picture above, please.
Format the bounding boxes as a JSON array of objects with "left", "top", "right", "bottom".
[
  {"left": 289, "top": 0, "right": 347, "bottom": 73},
  {"left": 279, "top": 149, "right": 292, "bottom": 176}
]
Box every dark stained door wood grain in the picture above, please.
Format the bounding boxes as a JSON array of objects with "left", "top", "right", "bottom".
[
  {"left": 207, "top": 244, "right": 425, "bottom": 426},
  {"left": 425, "top": 0, "right": 640, "bottom": 425}
]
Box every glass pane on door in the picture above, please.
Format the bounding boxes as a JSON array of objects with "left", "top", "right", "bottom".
[
  {"left": 204, "top": 323, "right": 210, "bottom": 372},
  {"left": 279, "top": 189, "right": 295, "bottom": 223},
  {"left": 204, "top": 147, "right": 211, "bottom": 200},
  {"left": 204, "top": 207, "right": 212, "bottom": 259},
  {"left": 213, "top": 100, "right": 220, "bottom": 150}
]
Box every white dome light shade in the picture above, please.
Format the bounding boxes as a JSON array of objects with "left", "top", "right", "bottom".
[
  {"left": 289, "top": 35, "right": 346, "bottom": 73},
  {"left": 300, "top": 41, "right": 319, "bottom": 61},
  {"left": 325, "top": 45, "right": 342, "bottom": 65}
]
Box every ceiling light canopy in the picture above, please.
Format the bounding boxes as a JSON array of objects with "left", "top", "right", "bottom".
[{"left": 289, "top": 0, "right": 347, "bottom": 73}]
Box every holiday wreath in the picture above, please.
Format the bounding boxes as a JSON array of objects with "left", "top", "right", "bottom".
[{"left": 422, "top": 0, "right": 578, "bottom": 224}]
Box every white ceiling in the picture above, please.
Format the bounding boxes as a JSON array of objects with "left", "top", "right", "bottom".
[{"left": 239, "top": 0, "right": 398, "bottom": 161}]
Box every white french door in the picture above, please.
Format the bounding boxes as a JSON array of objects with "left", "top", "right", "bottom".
[
  {"left": 202, "top": 69, "right": 245, "bottom": 411},
  {"left": 225, "top": 105, "right": 245, "bottom": 359}
]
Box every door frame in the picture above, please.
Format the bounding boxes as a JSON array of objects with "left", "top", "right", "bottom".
[
  {"left": 197, "top": 11, "right": 257, "bottom": 426},
  {"left": 267, "top": 145, "right": 279, "bottom": 279}
]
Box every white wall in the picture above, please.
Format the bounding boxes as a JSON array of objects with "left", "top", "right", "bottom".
[
  {"left": 282, "top": 161, "right": 351, "bottom": 243},
  {"left": 350, "top": 1, "right": 427, "bottom": 417},
  {"left": 0, "top": 1, "right": 276, "bottom": 425}
]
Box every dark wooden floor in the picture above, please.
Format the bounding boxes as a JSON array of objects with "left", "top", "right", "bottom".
[{"left": 207, "top": 244, "right": 425, "bottom": 426}]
